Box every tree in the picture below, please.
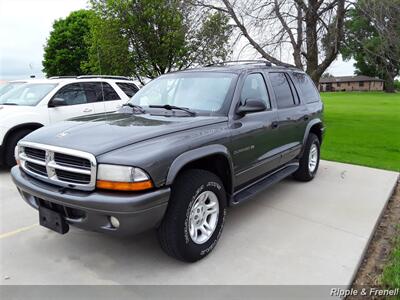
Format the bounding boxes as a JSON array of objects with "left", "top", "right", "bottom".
[
  {"left": 321, "top": 72, "right": 334, "bottom": 79},
  {"left": 193, "top": 0, "right": 347, "bottom": 84},
  {"left": 43, "top": 10, "right": 94, "bottom": 77},
  {"left": 342, "top": 0, "right": 400, "bottom": 92},
  {"left": 84, "top": 0, "right": 233, "bottom": 83}
]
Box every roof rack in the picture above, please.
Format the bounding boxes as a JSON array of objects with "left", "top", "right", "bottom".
[
  {"left": 77, "top": 75, "right": 133, "bottom": 80},
  {"left": 48, "top": 76, "right": 77, "bottom": 79},
  {"left": 205, "top": 60, "right": 272, "bottom": 67}
]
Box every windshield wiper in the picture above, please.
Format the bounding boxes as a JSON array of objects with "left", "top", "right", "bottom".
[
  {"left": 122, "top": 103, "right": 145, "bottom": 113},
  {"left": 1, "top": 103, "right": 18, "bottom": 105},
  {"left": 149, "top": 104, "right": 196, "bottom": 116}
]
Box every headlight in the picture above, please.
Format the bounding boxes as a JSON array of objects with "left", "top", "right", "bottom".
[{"left": 96, "top": 164, "right": 153, "bottom": 191}]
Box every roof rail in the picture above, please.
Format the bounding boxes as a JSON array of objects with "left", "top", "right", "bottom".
[
  {"left": 48, "top": 76, "right": 77, "bottom": 79},
  {"left": 77, "top": 75, "right": 133, "bottom": 80},
  {"left": 205, "top": 60, "right": 272, "bottom": 67}
]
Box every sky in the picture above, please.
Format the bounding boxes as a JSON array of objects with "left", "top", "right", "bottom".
[{"left": 0, "top": 0, "right": 356, "bottom": 80}]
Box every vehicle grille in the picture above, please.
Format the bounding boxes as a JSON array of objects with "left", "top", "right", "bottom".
[
  {"left": 25, "top": 147, "right": 46, "bottom": 161},
  {"left": 54, "top": 153, "right": 91, "bottom": 170},
  {"left": 18, "top": 142, "right": 97, "bottom": 191},
  {"left": 26, "top": 161, "right": 47, "bottom": 176},
  {"left": 55, "top": 169, "right": 91, "bottom": 184}
]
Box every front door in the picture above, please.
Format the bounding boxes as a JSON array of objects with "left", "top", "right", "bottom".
[
  {"left": 230, "top": 72, "right": 280, "bottom": 188},
  {"left": 48, "top": 83, "right": 95, "bottom": 123}
]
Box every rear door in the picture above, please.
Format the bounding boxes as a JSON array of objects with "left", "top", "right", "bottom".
[
  {"left": 48, "top": 83, "right": 95, "bottom": 123},
  {"left": 268, "top": 72, "right": 307, "bottom": 164},
  {"left": 82, "top": 82, "right": 123, "bottom": 113}
]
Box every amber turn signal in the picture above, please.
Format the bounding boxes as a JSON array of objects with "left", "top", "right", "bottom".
[{"left": 96, "top": 180, "right": 153, "bottom": 191}]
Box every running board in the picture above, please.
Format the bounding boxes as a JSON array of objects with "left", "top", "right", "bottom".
[{"left": 231, "top": 163, "right": 299, "bottom": 205}]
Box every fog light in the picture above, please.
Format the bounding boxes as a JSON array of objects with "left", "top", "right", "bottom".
[{"left": 109, "top": 216, "right": 120, "bottom": 229}]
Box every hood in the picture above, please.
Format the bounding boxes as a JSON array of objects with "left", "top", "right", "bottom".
[
  {"left": 23, "top": 112, "right": 227, "bottom": 156},
  {"left": 0, "top": 105, "right": 37, "bottom": 124}
]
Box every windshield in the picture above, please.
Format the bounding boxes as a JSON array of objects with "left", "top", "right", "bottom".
[
  {"left": 0, "top": 83, "right": 57, "bottom": 106},
  {"left": 0, "top": 82, "right": 25, "bottom": 97},
  {"left": 129, "top": 72, "right": 237, "bottom": 115}
]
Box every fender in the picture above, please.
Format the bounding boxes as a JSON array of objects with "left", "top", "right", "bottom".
[
  {"left": 1, "top": 122, "right": 44, "bottom": 146},
  {"left": 302, "top": 118, "right": 323, "bottom": 145},
  {"left": 166, "top": 144, "right": 235, "bottom": 193}
]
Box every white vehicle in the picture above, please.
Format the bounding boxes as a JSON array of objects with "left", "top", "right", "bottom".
[
  {"left": 0, "top": 75, "right": 139, "bottom": 166},
  {"left": 0, "top": 80, "right": 27, "bottom": 97}
]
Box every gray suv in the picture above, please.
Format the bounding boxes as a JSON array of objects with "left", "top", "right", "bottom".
[{"left": 11, "top": 61, "right": 324, "bottom": 262}]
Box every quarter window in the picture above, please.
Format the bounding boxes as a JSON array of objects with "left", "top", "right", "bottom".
[
  {"left": 116, "top": 82, "right": 139, "bottom": 98},
  {"left": 269, "top": 72, "right": 296, "bottom": 108},
  {"left": 240, "top": 73, "right": 270, "bottom": 109},
  {"left": 292, "top": 73, "right": 320, "bottom": 103}
]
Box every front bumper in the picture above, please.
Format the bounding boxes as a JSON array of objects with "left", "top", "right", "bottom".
[{"left": 11, "top": 167, "right": 170, "bottom": 236}]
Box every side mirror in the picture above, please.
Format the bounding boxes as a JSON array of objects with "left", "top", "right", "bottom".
[
  {"left": 49, "top": 97, "right": 66, "bottom": 107},
  {"left": 237, "top": 99, "right": 267, "bottom": 115}
]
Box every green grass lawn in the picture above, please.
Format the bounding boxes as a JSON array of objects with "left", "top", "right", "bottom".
[
  {"left": 321, "top": 91, "right": 400, "bottom": 294},
  {"left": 381, "top": 226, "right": 400, "bottom": 297},
  {"left": 320, "top": 92, "right": 400, "bottom": 172}
]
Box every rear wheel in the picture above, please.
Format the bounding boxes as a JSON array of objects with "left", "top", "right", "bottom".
[
  {"left": 5, "top": 129, "right": 33, "bottom": 167},
  {"left": 157, "top": 169, "right": 227, "bottom": 262},
  {"left": 293, "top": 133, "right": 320, "bottom": 181}
]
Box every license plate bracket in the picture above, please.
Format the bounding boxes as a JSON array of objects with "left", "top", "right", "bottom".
[{"left": 39, "top": 205, "right": 69, "bottom": 234}]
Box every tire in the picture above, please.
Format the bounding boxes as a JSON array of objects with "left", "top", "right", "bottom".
[
  {"left": 293, "top": 133, "right": 320, "bottom": 181},
  {"left": 157, "top": 169, "right": 227, "bottom": 262},
  {"left": 5, "top": 129, "right": 32, "bottom": 167}
]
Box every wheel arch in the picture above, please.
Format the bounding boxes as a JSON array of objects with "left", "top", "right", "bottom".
[
  {"left": 303, "top": 119, "right": 324, "bottom": 145},
  {"left": 3, "top": 123, "right": 44, "bottom": 147},
  {"left": 166, "top": 145, "right": 235, "bottom": 197}
]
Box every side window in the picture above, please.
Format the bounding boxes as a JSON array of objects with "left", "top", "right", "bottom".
[
  {"left": 116, "top": 82, "right": 139, "bottom": 98},
  {"left": 292, "top": 73, "right": 320, "bottom": 103},
  {"left": 269, "top": 72, "right": 296, "bottom": 109},
  {"left": 53, "top": 83, "right": 87, "bottom": 106},
  {"left": 81, "top": 82, "right": 121, "bottom": 102},
  {"left": 101, "top": 82, "right": 120, "bottom": 101},
  {"left": 240, "top": 73, "right": 271, "bottom": 109},
  {"left": 82, "top": 82, "right": 102, "bottom": 103}
]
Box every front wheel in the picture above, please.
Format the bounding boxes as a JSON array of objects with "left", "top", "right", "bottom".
[
  {"left": 5, "top": 129, "right": 32, "bottom": 167},
  {"left": 293, "top": 133, "right": 320, "bottom": 181},
  {"left": 157, "top": 169, "right": 227, "bottom": 262}
]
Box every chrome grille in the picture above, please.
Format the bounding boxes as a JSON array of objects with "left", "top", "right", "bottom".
[
  {"left": 18, "top": 142, "right": 97, "bottom": 191},
  {"left": 25, "top": 147, "right": 46, "bottom": 161},
  {"left": 54, "top": 152, "right": 91, "bottom": 170}
]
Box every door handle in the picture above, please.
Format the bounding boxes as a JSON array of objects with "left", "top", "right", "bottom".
[
  {"left": 271, "top": 121, "right": 279, "bottom": 129},
  {"left": 83, "top": 108, "right": 93, "bottom": 113}
]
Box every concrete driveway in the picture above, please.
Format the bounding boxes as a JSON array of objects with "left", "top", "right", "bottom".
[{"left": 0, "top": 161, "right": 398, "bottom": 286}]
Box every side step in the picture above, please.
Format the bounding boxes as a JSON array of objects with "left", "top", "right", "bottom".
[{"left": 231, "top": 163, "right": 299, "bottom": 205}]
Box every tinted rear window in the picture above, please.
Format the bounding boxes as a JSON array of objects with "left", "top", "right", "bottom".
[
  {"left": 292, "top": 73, "right": 320, "bottom": 103},
  {"left": 116, "top": 82, "right": 139, "bottom": 98}
]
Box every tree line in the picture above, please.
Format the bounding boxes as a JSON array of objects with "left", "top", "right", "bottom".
[{"left": 43, "top": 0, "right": 400, "bottom": 92}]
